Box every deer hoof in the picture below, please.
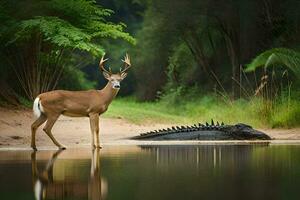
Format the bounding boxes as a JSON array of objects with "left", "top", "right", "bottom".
[
  {"left": 31, "top": 146, "right": 37, "bottom": 151},
  {"left": 59, "top": 146, "right": 66, "bottom": 150},
  {"left": 96, "top": 145, "right": 102, "bottom": 149}
]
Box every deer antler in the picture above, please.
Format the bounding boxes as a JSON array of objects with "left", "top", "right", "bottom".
[
  {"left": 120, "top": 53, "right": 131, "bottom": 74},
  {"left": 99, "top": 54, "right": 111, "bottom": 74}
]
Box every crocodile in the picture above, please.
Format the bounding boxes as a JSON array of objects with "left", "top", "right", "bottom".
[{"left": 131, "top": 120, "right": 271, "bottom": 140}]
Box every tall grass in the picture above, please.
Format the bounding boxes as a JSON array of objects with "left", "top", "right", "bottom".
[{"left": 104, "top": 94, "right": 300, "bottom": 128}]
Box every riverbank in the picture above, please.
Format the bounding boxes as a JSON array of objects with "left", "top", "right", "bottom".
[{"left": 0, "top": 107, "right": 300, "bottom": 149}]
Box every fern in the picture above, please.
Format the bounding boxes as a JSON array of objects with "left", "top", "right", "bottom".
[
  {"left": 5, "top": 0, "right": 135, "bottom": 57},
  {"left": 245, "top": 48, "right": 300, "bottom": 79},
  {"left": 0, "top": 0, "right": 135, "bottom": 100}
]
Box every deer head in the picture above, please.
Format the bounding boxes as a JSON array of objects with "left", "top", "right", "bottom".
[{"left": 99, "top": 54, "right": 131, "bottom": 89}]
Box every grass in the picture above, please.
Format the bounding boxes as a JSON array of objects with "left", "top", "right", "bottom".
[
  {"left": 103, "top": 96, "right": 300, "bottom": 128},
  {"left": 270, "top": 99, "right": 300, "bottom": 128},
  {"left": 103, "top": 97, "right": 188, "bottom": 124},
  {"left": 18, "top": 96, "right": 33, "bottom": 108}
]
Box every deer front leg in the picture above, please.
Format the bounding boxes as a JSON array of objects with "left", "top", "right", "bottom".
[{"left": 89, "top": 114, "right": 101, "bottom": 149}]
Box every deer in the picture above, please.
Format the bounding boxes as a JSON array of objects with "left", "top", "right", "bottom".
[{"left": 31, "top": 54, "right": 131, "bottom": 151}]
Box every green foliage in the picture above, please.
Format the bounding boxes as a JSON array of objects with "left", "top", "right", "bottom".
[
  {"left": 50, "top": 0, "right": 136, "bottom": 44},
  {"left": 10, "top": 16, "right": 104, "bottom": 56},
  {"left": 104, "top": 97, "right": 185, "bottom": 124},
  {"left": 160, "top": 85, "right": 201, "bottom": 105},
  {"left": 106, "top": 94, "right": 300, "bottom": 128},
  {"left": 132, "top": 3, "right": 174, "bottom": 100},
  {"left": 17, "top": 96, "right": 33, "bottom": 108},
  {"left": 165, "top": 42, "right": 198, "bottom": 90},
  {"left": 1, "top": 0, "right": 300, "bottom": 128},
  {"left": 57, "top": 65, "right": 96, "bottom": 91},
  {"left": 271, "top": 99, "right": 300, "bottom": 128},
  {"left": 0, "top": 0, "right": 135, "bottom": 101},
  {"left": 132, "top": 0, "right": 300, "bottom": 100},
  {"left": 7, "top": 0, "right": 135, "bottom": 57},
  {"left": 246, "top": 48, "right": 300, "bottom": 79}
]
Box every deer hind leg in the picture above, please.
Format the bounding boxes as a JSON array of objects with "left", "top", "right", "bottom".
[
  {"left": 31, "top": 114, "right": 47, "bottom": 150},
  {"left": 89, "top": 114, "right": 101, "bottom": 149},
  {"left": 43, "top": 114, "right": 66, "bottom": 150}
]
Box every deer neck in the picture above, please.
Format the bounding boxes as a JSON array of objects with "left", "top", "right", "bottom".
[{"left": 100, "top": 82, "right": 119, "bottom": 106}]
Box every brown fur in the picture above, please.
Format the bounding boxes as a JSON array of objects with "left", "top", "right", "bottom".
[{"left": 31, "top": 74, "right": 125, "bottom": 150}]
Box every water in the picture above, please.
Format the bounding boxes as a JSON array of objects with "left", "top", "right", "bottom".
[{"left": 0, "top": 145, "right": 300, "bottom": 200}]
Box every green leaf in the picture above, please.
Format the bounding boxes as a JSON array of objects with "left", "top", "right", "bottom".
[{"left": 245, "top": 48, "right": 300, "bottom": 79}]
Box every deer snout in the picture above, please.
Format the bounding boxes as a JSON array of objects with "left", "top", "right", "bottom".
[{"left": 111, "top": 81, "right": 120, "bottom": 89}]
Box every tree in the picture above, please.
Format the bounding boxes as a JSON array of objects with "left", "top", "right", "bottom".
[
  {"left": 133, "top": 0, "right": 300, "bottom": 100},
  {"left": 0, "top": 0, "right": 135, "bottom": 100}
]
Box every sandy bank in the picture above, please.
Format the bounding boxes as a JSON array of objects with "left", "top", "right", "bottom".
[{"left": 0, "top": 107, "right": 299, "bottom": 149}]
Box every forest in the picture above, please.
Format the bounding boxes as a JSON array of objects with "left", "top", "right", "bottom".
[{"left": 1, "top": 0, "right": 300, "bottom": 128}]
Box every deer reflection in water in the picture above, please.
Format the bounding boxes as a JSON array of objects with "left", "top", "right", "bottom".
[
  {"left": 31, "top": 149, "right": 107, "bottom": 200},
  {"left": 89, "top": 149, "right": 108, "bottom": 200}
]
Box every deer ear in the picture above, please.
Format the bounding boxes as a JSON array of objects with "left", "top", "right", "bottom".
[
  {"left": 120, "top": 72, "right": 127, "bottom": 79},
  {"left": 102, "top": 72, "right": 111, "bottom": 80}
]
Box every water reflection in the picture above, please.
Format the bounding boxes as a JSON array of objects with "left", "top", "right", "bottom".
[
  {"left": 31, "top": 150, "right": 63, "bottom": 200},
  {"left": 89, "top": 149, "right": 108, "bottom": 200},
  {"left": 140, "top": 145, "right": 270, "bottom": 168},
  {"left": 1, "top": 145, "right": 300, "bottom": 200},
  {"left": 31, "top": 149, "right": 107, "bottom": 200}
]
